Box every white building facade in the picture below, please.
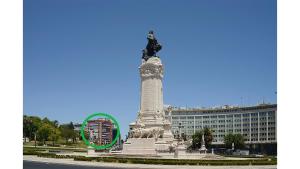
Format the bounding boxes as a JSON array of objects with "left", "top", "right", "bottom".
[{"left": 165, "top": 104, "right": 277, "bottom": 145}]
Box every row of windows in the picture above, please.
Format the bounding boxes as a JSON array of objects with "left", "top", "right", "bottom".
[
  {"left": 172, "top": 133, "right": 276, "bottom": 142},
  {"left": 212, "top": 137, "right": 276, "bottom": 143},
  {"left": 172, "top": 119, "right": 276, "bottom": 125},
  {"left": 170, "top": 110, "right": 275, "bottom": 116},
  {"left": 172, "top": 127, "right": 276, "bottom": 134},
  {"left": 170, "top": 111, "right": 276, "bottom": 119},
  {"left": 172, "top": 124, "right": 276, "bottom": 129}
]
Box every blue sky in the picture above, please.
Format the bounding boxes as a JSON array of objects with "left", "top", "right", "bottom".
[{"left": 24, "top": 0, "right": 277, "bottom": 138}]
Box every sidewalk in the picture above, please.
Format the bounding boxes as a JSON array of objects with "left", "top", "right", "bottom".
[{"left": 23, "top": 155, "right": 277, "bottom": 169}]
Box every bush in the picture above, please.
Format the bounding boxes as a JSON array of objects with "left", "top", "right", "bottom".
[
  {"left": 37, "top": 153, "right": 78, "bottom": 159},
  {"left": 73, "top": 156, "right": 276, "bottom": 166},
  {"left": 23, "top": 151, "right": 40, "bottom": 155},
  {"left": 74, "top": 156, "right": 96, "bottom": 161},
  {"left": 23, "top": 148, "right": 44, "bottom": 155},
  {"left": 24, "top": 151, "right": 277, "bottom": 166}
]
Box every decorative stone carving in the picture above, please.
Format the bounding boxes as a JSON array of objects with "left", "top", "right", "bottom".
[
  {"left": 129, "top": 127, "right": 164, "bottom": 139},
  {"left": 139, "top": 58, "right": 163, "bottom": 80}
]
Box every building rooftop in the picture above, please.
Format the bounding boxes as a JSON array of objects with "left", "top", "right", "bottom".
[{"left": 165, "top": 103, "right": 277, "bottom": 113}]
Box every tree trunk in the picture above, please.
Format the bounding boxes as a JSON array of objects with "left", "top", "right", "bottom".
[{"left": 34, "top": 133, "right": 36, "bottom": 148}]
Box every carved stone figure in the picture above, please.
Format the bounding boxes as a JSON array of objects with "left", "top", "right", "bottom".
[{"left": 129, "top": 127, "right": 164, "bottom": 139}]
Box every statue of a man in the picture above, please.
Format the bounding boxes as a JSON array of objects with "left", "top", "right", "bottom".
[{"left": 142, "top": 30, "right": 162, "bottom": 61}]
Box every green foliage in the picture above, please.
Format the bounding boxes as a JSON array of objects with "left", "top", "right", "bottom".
[
  {"left": 59, "top": 122, "right": 77, "bottom": 144},
  {"left": 191, "top": 127, "right": 213, "bottom": 149},
  {"left": 192, "top": 131, "right": 202, "bottom": 149},
  {"left": 23, "top": 151, "right": 39, "bottom": 155},
  {"left": 49, "top": 127, "right": 61, "bottom": 146},
  {"left": 23, "top": 115, "right": 77, "bottom": 146},
  {"left": 37, "top": 123, "right": 53, "bottom": 144},
  {"left": 23, "top": 148, "right": 277, "bottom": 166},
  {"left": 73, "top": 156, "right": 277, "bottom": 166},
  {"left": 224, "top": 133, "right": 245, "bottom": 149},
  {"left": 37, "top": 153, "right": 76, "bottom": 159},
  {"left": 23, "top": 115, "right": 41, "bottom": 140},
  {"left": 23, "top": 146, "right": 86, "bottom": 152}
]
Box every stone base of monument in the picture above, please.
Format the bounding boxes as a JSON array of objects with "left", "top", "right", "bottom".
[
  {"left": 174, "top": 144, "right": 186, "bottom": 158},
  {"left": 122, "top": 138, "right": 172, "bottom": 155},
  {"left": 199, "top": 145, "right": 207, "bottom": 154},
  {"left": 122, "top": 138, "right": 157, "bottom": 155}
]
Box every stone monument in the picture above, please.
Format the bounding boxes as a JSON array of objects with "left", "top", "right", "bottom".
[
  {"left": 199, "top": 134, "right": 207, "bottom": 154},
  {"left": 122, "top": 31, "right": 173, "bottom": 155}
]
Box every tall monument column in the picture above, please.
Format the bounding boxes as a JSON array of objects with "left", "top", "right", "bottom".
[
  {"left": 139, "top": 57, "right": 164, "bottom": 125},
  {"left": 122, "top": 31, "right": 174, "bottom": 155}
]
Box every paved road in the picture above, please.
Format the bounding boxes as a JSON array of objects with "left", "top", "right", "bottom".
[{"left": 24, "top": 161, "right": 124, "bottom": 169}]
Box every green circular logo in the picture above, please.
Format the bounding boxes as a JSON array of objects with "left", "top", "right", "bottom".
[{"left": 80, "top": 112, "right": 120, "bottom": 150}]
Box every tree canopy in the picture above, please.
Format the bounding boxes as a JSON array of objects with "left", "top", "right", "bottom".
[
  {"left": 23, "top": 115, "right": 78, "bottom": 145},
  {"left": 59, "top": 122, "right": 77, "bottom": 144},
  {"left": 191, "top": 127, "right": 213, "bottom": 149},
  {"left": 23, "top": 115, "right": 41, "bottom": 140},
  {"left": 224, "top": 133, "right": 245, "bottom": 149}
]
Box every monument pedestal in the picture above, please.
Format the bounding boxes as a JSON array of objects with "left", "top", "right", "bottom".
[
  {"left": 122, "top": 57, "right": 174, "bottom": 155},
  {"left": 122, "top": 138, "right": 156, "bottom": 155},
  {"left": 174, "top": 143, "right": 187, "bottom": 158},
  {"left": 199, "top": 134, "right": 207, "bottom": 154}
]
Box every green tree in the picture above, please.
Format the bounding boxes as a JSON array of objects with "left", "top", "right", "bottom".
[
  {"left": 52, "top": 120, "right": 59, "bottom": 128},
  {"left": 42, "top": 117, "right": 51, "bottom": 124},
  {"left": 23, "top": 115, "right": 32, "bottom": 140},
  {"left": 60, "top": 122, "right": 76, "bottom": 144},
  {"left": 224, "top": 133, "right": 245, "bottom": 149},
  {"left": 23, "top": 115, "right": 41, "bottom": 141},
  {"left": 24, "top": 115, "right": 65, "bottom": 146},
  {"left": 203, "top": 128, "right": 213, "bottom": 147},
  {"left": 49, "top": 126, "right": 61, "bottom": 146},
  {"left": 191, "top": 128, "right": 213, "bottom": 149},
  {"left": 37, "top": 123, "right": 52, "bottom": 145},
  {"left": 68, "top": 122, "right": 77, "bottom": 143},
  {"left": 191, "top": 131, "right": 202, "bottom": 149}
]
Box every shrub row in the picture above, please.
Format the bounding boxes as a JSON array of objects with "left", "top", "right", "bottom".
[
  {"left": 23, "top": 148, "right": 44, "bottom": 155},
  {"left": 23, "top": 150, "right": 276, "bottom": 166},
  {"left": 73, "top": 156, "right": 277, "bottom": 166},
  {"left": 37, "top": 153, "right": 78, "bottom": 159},
  {"left": 23, "top": 146, "right": 86, "bottom": 151},
  {"left": 23, "top": 151, "right": 40, "bottom": 155},
  {"left": 23, "top": 150, "right": 79, "bottom": 159}
]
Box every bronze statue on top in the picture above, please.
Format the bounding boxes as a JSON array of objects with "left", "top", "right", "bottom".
[{"left": 142, "top": 31, "right": 162, "bottom": 61}]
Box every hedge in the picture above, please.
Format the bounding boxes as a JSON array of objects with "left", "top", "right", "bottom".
[
  {"left": 37, "top": 153, "right": 77, "bottom": 159},
  {"left": 73, "top": 156, "right": 277, "bottom": 166},
  {"left": 23, "top": 146, "right": 86, "bottom": 152},
  {"left": 23, "top": 150, "right": 277, "bottom": 166}
]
